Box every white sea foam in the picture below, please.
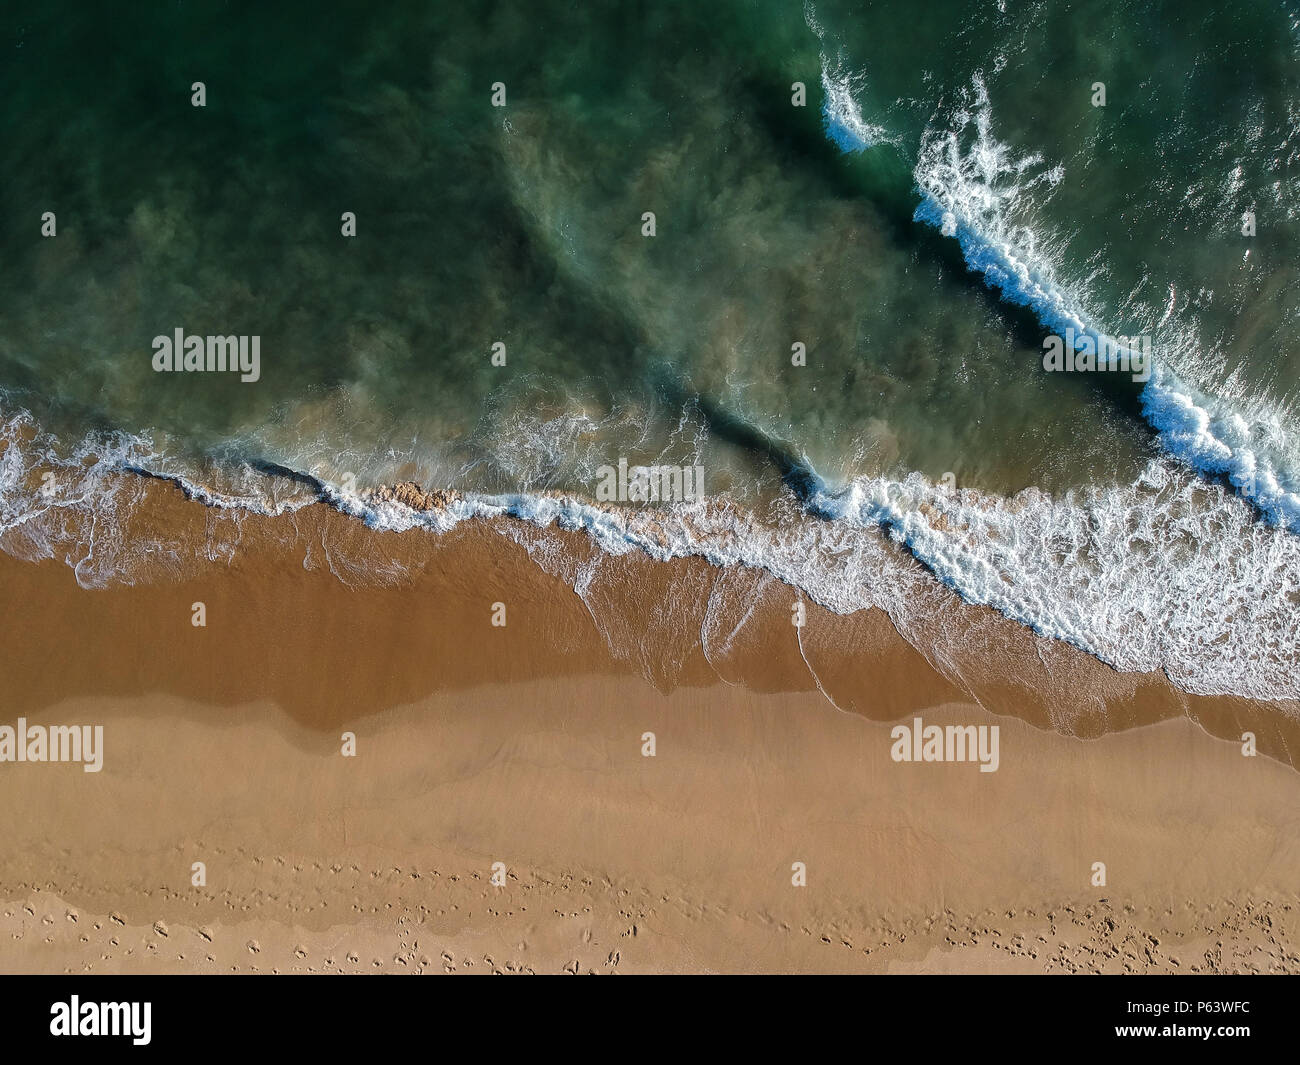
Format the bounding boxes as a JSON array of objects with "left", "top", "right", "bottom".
[
  {"left": 807, "top": 3, "right": 889, "bottom": 154},
  {"left": 0, "top": 407, "right": 317, "bottom": 586},
  {"left": 319, "top": 457, "right": 1300, "bottom": 702},
  {"left": 820, "top": 61, "right": 888, "bottom": 154},
  {"left": 907, "top": 73, "right": 1300, "bottom": 530},
  {"left": 1, "top": 397, "right": 1297, "bottom": 701},
  {"left": 810, "top": 464, "right": 1300, "bottom": 702}
]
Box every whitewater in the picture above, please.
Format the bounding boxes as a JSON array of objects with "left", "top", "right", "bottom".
[{"left": 1, "top": 380, "right": 1298, "bottom": 704}]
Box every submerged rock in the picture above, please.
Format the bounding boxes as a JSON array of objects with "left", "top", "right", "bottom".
[{"left": 372, "top": 482, "right": 460, "bottom": 511}]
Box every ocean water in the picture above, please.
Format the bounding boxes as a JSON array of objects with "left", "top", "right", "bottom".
[{"left": 1, "top": 0, "right": 1298, "bottom": 700}]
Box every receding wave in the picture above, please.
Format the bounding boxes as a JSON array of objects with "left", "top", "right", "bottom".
[{"left": 2, "top": 396, "right": 1298, "bottom": 704}]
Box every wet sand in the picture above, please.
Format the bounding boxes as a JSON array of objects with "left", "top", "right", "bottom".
[{"left": 0, "top": 481, "right": 1297, "bottom": 973}]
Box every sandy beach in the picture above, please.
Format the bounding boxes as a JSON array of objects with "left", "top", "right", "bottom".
[
  {"left": 0, "top": 480, "right": 1296, "bottom": 974},
  {"left": 7, "top": 0, "right": 1300, "bottom": 988}
]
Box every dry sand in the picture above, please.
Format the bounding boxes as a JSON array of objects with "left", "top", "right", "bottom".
[{"left": 0, "top": 483, "right": 1297, "bottom": 973}]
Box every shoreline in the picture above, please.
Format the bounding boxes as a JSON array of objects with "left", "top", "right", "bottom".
[
  {"left": 5, "top": 403, "right": 1297, "bottom": 710},
  {"left": 0, "top": 479, "right": 1297, "bottom": 973},
  {"left": 2, "top": 476, "right": 1298, "bottom": 765}
]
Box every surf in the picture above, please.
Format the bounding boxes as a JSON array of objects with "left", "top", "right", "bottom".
[{"left": 900, "top": 71, "right": 1300, "bottom": 529}]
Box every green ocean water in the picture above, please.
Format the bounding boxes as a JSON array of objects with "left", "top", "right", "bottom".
[{"left": 10, "top": 0, "right": 1293, "bottom": 499}]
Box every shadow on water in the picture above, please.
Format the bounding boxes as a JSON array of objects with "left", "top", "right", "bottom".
[{"left": 741, "top": 71, "right": 1154, "bottom": 433}]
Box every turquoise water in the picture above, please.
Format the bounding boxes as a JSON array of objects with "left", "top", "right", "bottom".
[{"left": 1, "top": 0, "right": 1299, "bottom": 700}]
